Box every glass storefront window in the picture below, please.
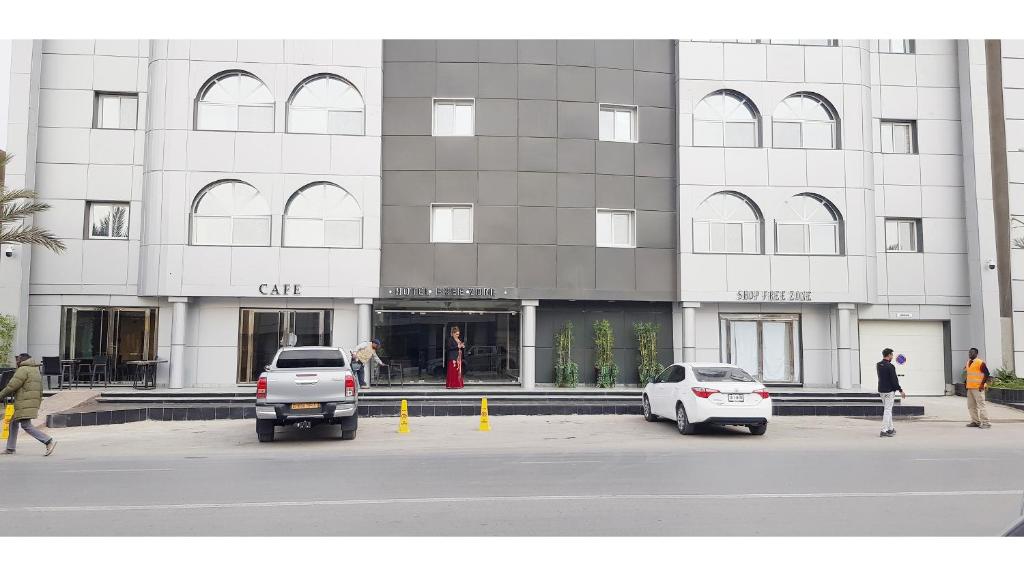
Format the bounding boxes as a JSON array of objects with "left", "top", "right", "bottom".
[
  {"left": 373, "top": 305, "right": 520, "bottom": 384},
  {"left": 237, "top": 309, "right": 333, "bottom": 383},
  {"left": 720, "top": 314, "right": 801, "bottom": 384},
  {"left": 60, "top": 307, "right": 158, "bottom": 382}
]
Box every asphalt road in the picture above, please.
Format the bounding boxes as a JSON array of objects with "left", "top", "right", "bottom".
[{"left": 3, "top": 401, "right": 1024, "bottom": 536}]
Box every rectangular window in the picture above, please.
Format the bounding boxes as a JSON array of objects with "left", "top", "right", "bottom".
[
  {"left": 433, "top": 99, "right": 475, "bottom": 136},
  {"left": 431, "top": 204, "right": 473, "bottom": 243},
  {"left": 879, "top": 39, "right": 915, "bottom": 54},
  {"left": 87, "top": 202, "right": 130, "bottom": 240},
  {"left": 880, "top": 120, "right": 917, "bottom": 154},
  {"left": 885, "top": 218, "right": 922, "bottom": 252},
  {"left": 599, "top": 104, "right": 638, "bottom": 143},
  {"left": 597, "top": 209, "right": 636, "bottom": 248},
  {"left": 94, "top": 93, "right": 138, "bottom": 130}
]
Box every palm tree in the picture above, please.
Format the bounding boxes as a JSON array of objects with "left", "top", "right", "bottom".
[{"left": 0, "top": 151, "right": 65, "bottom": 253}]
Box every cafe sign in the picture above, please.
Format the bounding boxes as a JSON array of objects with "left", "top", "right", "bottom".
[
  {"left": 387, "top": 286, "right": 499, "bottom": 298},
  {"left": 259, "top": 284, "right": 303, "bottom": 296},
  {"left": 736, "top": 290, "right": 812, "bottom": 302}
]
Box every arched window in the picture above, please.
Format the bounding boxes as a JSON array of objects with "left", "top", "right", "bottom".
[
  {"left": 772, "top": 92, "right": 839, "bottom": 149},
  {"left": 775, "top": 194, "right": 843, "bottom": 255},
  {"left": 693, "top": 90, "right": 761, "bottom": 147},
  {"left": 195, "top": 71, "right": 275, "bottom": 132},
  {"left": 191, "top": 180, "right": 272, "bottom": 246},
  {"left": 287, "top": 74, "right": 365, "bottom": 135},
  {"left": 284, "top": 182, "right": 363, "bottom": 248},
  {"left": 693, "top": 192, "right": 763, "bottom": 254}
]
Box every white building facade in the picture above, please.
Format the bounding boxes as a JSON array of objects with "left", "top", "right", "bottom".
[{"left": 1, "top": 38, "right": 1022, "bottom": 391}]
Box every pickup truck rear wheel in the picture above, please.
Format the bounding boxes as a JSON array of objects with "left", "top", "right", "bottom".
[
  {"left": 341, "top": 428, "right": 357, "bottom": 440},
  {"left": 256, "top": 420, "right": 275, "bottom": 443}
]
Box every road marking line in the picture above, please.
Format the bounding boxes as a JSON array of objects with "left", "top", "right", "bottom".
[
  {"left": 3, "top": 490, "right": 1020, "bottom": 514},
  {"left": 913, "top": 458, "right": 998, "bottom": 462},
  {"left": 56, "top": 469, "right": 173, "bottom": 473},
  {"left": 520, "top": 460, "right": 602, "bottom": 464}
]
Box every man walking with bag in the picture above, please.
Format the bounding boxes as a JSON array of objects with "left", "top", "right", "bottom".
[
  {"left": 1, "top": 353, "right": 57, "bottom": 456},
  {"left": 963, "top": 347, "right": 992, "bottom": 429},
  {"left": 877, "top": 348, "right": 906, "bottom": 438}
]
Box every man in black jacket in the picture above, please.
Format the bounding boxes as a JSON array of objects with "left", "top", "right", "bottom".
[{"left": 877, "top": 348, "right": 906, "bottom": 438}]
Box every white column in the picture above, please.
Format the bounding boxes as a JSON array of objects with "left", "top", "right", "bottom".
[
  {"left": 168, "top": 297, "right": 189, "bottom": 390},
  {"left": 355, "top": 298, "right": 372, "bottom": 344},
  {"left": 837, "top": 303, "right": 854, "bottom": 390},
  {"left": 521, "top": 300, "right": 539, "bottom": 389},
  {"left": 672, "top": 304, "right": 684, "bottom": 363},
  {"left": 682, "top": 302, "right": 700, "bottom": 363}
]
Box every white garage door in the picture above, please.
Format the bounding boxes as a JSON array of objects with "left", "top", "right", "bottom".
[{"left": 858, "top": 321, "right": 946, "bottom": 396}]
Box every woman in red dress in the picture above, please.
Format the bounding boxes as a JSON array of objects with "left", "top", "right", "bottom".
[{"left": 445, "top": 325, "right": 465, "bottom": 389}]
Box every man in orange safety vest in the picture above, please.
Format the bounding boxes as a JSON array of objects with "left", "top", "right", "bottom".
[{"left": 963, "top": 347, "right": 992, "bottom": 429}]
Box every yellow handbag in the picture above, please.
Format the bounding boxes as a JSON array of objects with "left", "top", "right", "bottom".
[{"left": 1, "top": 402, "right": 13, "bottom": 440}]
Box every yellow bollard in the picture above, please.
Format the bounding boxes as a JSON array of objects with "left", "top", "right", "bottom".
[
  {"left": 1, "top": 403, "right": 13, "bottom": 440},
  {"left": 478, "top": 397, "right": 491, "bottom": 432},
  {"left": 398, "top": 399, "right": 410, "bottom": 434}
]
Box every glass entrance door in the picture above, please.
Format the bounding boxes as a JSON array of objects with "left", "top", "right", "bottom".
[
  {"left": 111, "top": 309, "right": 156, "bottom": 381},
  {"left": 720, "top": 314, "right": 801, "bottom": 385},
  {"left": 238, "top": 309, "right": 332, "bottom": 383}
]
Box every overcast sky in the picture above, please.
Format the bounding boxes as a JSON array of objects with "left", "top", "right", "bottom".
[{"left": 0, "top": 40, "right": 11, "bottom": 149}]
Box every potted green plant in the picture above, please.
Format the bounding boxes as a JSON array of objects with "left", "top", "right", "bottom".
[
  {"left": 634, "top": 321, "right": 664, "bottom": 388},
  {"left": 593, "top": 319, "right": 618, "bottom": 388},
  {"left": 554, "top": 321, "right": 579, "bottom": 388}
]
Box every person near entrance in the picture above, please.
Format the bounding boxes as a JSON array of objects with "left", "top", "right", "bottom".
[
  {"left": 963, "top": 347, "right": 992, "bottom": 429},
  {"left": 1, "top": 354, "right": 57, "bottom": 456},
  {"left": 876, "top": 348, "right": 906, "bottom": 438},
  {"left": 446, "top": 325, "right": 465, "bottom": 389},
  {"left": 351, "top": 339, "right": 384, "bottom": 389}
]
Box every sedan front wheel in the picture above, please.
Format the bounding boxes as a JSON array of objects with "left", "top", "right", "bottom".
[{"left": 642, "top": 396, "right": 658, "bottom": 422}]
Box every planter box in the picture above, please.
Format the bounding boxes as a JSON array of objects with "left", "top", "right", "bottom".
[{"left": 954, "top": 382, "right": 1024, "bottom": 404}]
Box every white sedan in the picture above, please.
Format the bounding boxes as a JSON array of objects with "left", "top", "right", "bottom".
[{"left": 641, "top": 363, "right": 772, "bottom": 435}]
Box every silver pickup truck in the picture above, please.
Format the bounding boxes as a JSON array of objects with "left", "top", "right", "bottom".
[{"left": 255, "top": 347, "right": 358, "bottom": 442}]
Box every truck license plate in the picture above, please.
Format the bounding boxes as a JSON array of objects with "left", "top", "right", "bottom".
[
  {"left": 728, "top": 394, "right": 744, "bottom": 403},
  {"left": 291, "top": 403, "right": 320, "bottom": 410}
]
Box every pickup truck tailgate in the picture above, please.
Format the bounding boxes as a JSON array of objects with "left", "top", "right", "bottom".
[{"left": 265, "top": 370, "right": 348, "bottom": 404}]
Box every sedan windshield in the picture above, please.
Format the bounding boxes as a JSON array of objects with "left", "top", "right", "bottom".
[{"left": 692, "top": 367, "right": 756, "bottom": 383}]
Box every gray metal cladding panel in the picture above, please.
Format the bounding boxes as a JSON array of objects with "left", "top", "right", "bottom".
[
  {"left": 557, "top": 40, "right": 596, "bottom": 67},
  {"left": 475, "top": 99, "right": 518, "bottom": 136},
  {"left": 384, "top": 40, "right": 437, "bottom": 62},
  {"left": 635, "top": 177, "right": 675, "bottom": 212},
  {"left": 479, "top": 64, "right": 518, "bottom": 98},
  {"left": 479, "top": 40, "right": 518, "bottom": 63},
  {"left": 634, "top": 41, "right": 675, "bottom": 73},
  {"left": 556, "top": 138, "right": 596, "bottom": 174},
  {"left": 383, "top": 136, "right": 435, "bottom": 170},
  {"left": 557, "top": 208, "right": 596, "bottom": 246},
  {"left": 383, "top": 62, "right": 436, "bottom": 97},
  {"left": 535, "top": 301, "right": 674, "bottom": 385},
  {"left": 517, "top": 65, "right": 557, "bottom": 100},
  {"left": 638, "top": 106, "right": 675, "bottom": 145},
  {"left": 517, "top": 245, "right": 557, "bottom": 288},
  {"left": 518, "top": 100, "right": 558, "bottom": 138},
  {"left": 381, "top": 206, "right": 430, "bottom": 243},
  {"left": 436, "top": 40, "right": 479, "bottom": 63},
  {"left": 596, "top": 68, "right": 635, "bottom": 105},
  {"left": 476, "top": 206, "right": 518, "bottom": 244},
  {"left": 478, "top": 171, "right": 518, "bottom": 206},
  {"left": 635, "top": 71, "right": 675, "bottom": 108},
  {"left": 595, "top": 40, "right": 635, "bottom": 70},
  {"left": 435, "top": 137, "right": 478, "bottom": 170},
  {"left": 557, "top": 66, "right": 597, "bottom": 102},
  {"left": 517, "top": 172, "right": 557, "bottom": 206},
  {"left": 478, "top": 137, "right": 518, "bottom": 171},
  {"left": 517, "top": 207, "right": 557, "bottom": 244},
  {"left": 557, "top": 101, "right": 598, "bottom": 140},
  {"left": 437, "top": 63, "right": 479, "bottom": 97},
  {"left": 382, "top": 243, "right": 435, "bottom": 285},
  {"left": 556, "top": 173, "right": 596, "bottom": 208},
  {"left": 478, "top": 244, "right": 518, "bottom": 286},
  {"left": 556, "top": 245, "right": 596, "bottom": 290},
  {"left": 596, "top": 248, "right": 636, "bottom": 291},
  {"left": 636, "top": 248, "right": 676, "bottom": 293},
  {"left": 635, "top": 143, "right": 675, "bottom": 178},
  {"left": 517, "top": 40, "right": 557, "bottom": 64},
  {"left": 383, "top": 98, "right": 432, "bottom": 136},
  {"left": 435, "top": 171, "right": 477, "bottom": 203},
  {"left": 596, "top": 141, "right": 635, "bottom": 175},
  {"left": 383, "top": 171, "right": 435, "bottom": 206},
  {"left": 434, "top": 243, "right": 478, "bottom": 286},
  {"left": 518, "top": 137, "right": 557, "bottom": 172},
  {"left": 596, "top": 175, "right": 635, "bottom": 209}
]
